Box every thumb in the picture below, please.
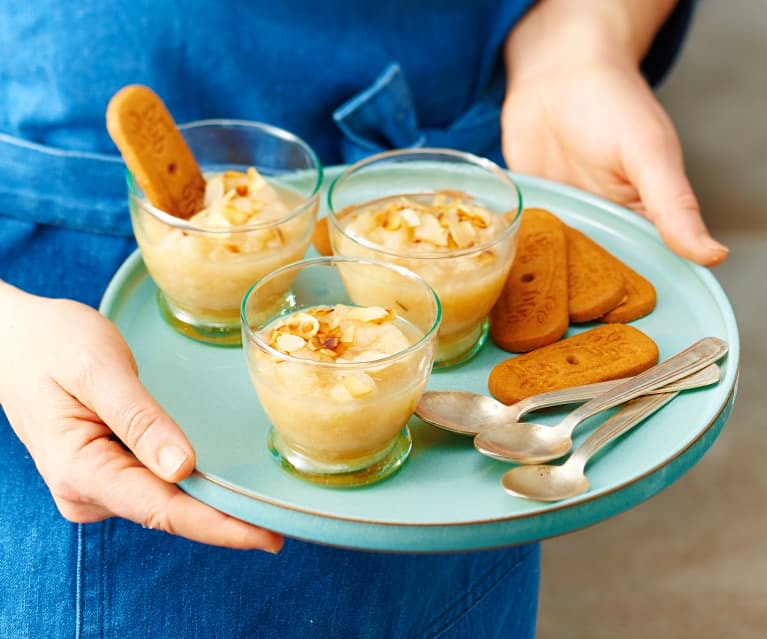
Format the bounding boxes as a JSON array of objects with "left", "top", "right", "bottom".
[
  {"left": 78, "top": 360, "right": 196, "bottom": 483},
  {"left": 624, "top": 131, "right": 729, "bottom": 267}
]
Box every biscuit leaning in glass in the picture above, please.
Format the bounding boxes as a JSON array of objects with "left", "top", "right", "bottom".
[
  {"left": 327, "top": 148, "right": 521, "bottom": 368},
  {"left": 128, "top": 120, "right": 322, "bottom": 345},
  {"left": 241, "top": 256, "right": 441, "bottom": 487}
]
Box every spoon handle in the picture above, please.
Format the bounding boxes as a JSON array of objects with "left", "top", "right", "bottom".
[
  {"left": 568, "top": 392, "right": 679, "bottom": 472},
  {"left": 559, "top": 337, "right": 727, "bottom": 433},
  {"left": 513, "top": 363, "right": 720, "bottom": 419}
]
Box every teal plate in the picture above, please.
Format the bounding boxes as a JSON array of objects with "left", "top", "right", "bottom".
[{"left": 100, "top": 170, "right": 739, "bottom": 553}]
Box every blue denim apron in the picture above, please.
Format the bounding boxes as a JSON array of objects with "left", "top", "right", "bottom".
[{"left": 0, "top": 1, "right": 692, "bottom": 636}]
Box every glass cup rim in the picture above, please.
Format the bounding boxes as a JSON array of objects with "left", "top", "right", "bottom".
[
  {"left": 241, "top": 255, "right": 443, "bottom": 369},
  {"left": 326, "top": 147, "right": 522, "bottom": 259},
  {"left": 126, "top": 118, "right": 323, "bottom": 235}
]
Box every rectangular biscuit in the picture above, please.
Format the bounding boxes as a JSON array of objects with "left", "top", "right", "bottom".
[
  {"left": 600, "top": 257, "right": 657, "bottom": 323},
  {"left": 488, "top": 323, "right": 659, "bottom": 404},
  {"left": 565, "top": 225, "right": 626, "bottom": 323},
  {"left": 106, "top": 84, "right": 205, "bottom": 219},
  {"left": 489, "top": 208, "right": 569, "bottom": 353}
]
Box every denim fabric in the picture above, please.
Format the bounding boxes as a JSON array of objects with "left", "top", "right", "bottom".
[{"left": 0, "top": 0, "right": 694, "bottom": 635}]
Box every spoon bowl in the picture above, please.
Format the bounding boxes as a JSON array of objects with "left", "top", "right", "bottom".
[
  {"left": 501, "top": 392, "right": 678, "bottom": 501},
  {"left": 475, "top": 422, "right": 573, "bottom": 464},
  {"left": 501, "top": 463, "right": 591, "bottom": 502}
]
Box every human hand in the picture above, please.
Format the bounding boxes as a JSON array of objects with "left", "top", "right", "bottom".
[
  {"left": 501, "top": 1, "right": 728, "bottom": 267},
  {"left": 0, "top": 282, "right": 283, "bottom": 552}
]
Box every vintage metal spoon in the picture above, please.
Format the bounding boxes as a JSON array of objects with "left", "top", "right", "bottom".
[
  {"left": 415, "top": 363, "right": 720, "bottom": 436},
  {"left": 474, "top": 336, "right": 728, "bottom": 464},
  {"left": 501, "top": 392, "right": 678, "bottom": 502}
]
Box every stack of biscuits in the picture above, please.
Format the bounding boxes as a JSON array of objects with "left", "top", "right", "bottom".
[{"left": 488, "top": 208, "right": 659, "bottom": 404}]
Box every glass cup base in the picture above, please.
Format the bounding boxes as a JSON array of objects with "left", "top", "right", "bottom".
[
  {"left": 433, "top": 318, "right": 489, "bottom": 370},
  {"left": 156, "top": 291, "right": 242, "bottom": 346},
  {"left": 267, "top": 426, "right": 413, "bottom": 487}
]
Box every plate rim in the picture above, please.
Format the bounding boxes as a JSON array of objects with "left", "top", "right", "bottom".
[{"left": 99, "top": 169, "right": 741, "bottom": 551}]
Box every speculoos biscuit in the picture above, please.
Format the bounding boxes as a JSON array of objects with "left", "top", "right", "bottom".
[
  {"left": 600, "top": 258, "right": 657, "bottom": 323},
  {"left": 565, "top": 225, "right": 626, "bottom": 323},
  {"left": 488, "top": 323, "right": 659, "bottom": 404},
  {"left": 106, "top": 84, "right": 205, "bottom": 219},
  {"left": 312, "top": 216, "right": 333, "bottom": 256},
  {"left": 489, "top": 208, "right": 569, "bottom": 353}
]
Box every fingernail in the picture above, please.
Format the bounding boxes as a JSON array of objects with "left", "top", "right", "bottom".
[
  {"left": 247, "top": 530, "right": 284, "bottom": 554},
  {"left": 158, "top": 444, "right": 189, "bottom": 476},
  {"left": 698, "top": 234, "right": 729, "bottom": 266},
  {"left": 699, "top": 234, "right": 729, "bottom": 254}
]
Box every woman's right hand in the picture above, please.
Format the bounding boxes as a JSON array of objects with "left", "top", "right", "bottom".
[{"left": 0, "top": 281, "right": 283, "bottom": 553}]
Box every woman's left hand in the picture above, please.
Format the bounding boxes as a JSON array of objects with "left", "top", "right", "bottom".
[{"left": 500, "top": 1, "right": 728, "bottom": 267}]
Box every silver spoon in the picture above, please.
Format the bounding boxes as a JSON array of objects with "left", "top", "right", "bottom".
[
  {"left": 415, "top": 363, "right": 720, "bottom": 436},
  {"left": 474, "top": 336, "right": 728, "bottom": 464},
  {"left": 501, "top": 391, "right": 678, "bottom": 502}
]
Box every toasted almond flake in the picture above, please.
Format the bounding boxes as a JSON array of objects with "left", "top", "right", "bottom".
[
  {"left": 262, "top": 304, "right": 404, "bottom": 363},
  {"left": 399, "top": 207, "right": 421, "bottom": 227},
  {"left": 275, "top": 333, "right": 306, "bottom": 353},
  {"left": 340, "top": 323, "right": 355, "bottom": 343},
  {"left": 247, "top": 166, "right": 267, "bottom": 189},
  {"left": 232, "top": 197, "right": 253, "bottom": 213},
  {"left": 447, "top": 217, "right": 478, "bottom": 248},
  {"left": 277, "top": 312, "right": 319, "bottom": 339},
  {"left": 347, "top": 306, "right": 389, "bottom": 323},
  {"left": 204, "top": 175, "right": 225, "bottom": 205},
  {"left": 321, "top": 335, "right": 341, "bottom": 350},
  {"left": 223, "top": 205, "right": 249, "bottom": 225},
  {"left": 382, "top": 209, "right": 403, "bottom": 230},
  {"left": 413, "top": 214, "right": 448, "bottom": 246},
  {"left": 380, "top": 228, "right": 408, "bottom": 250},
  {"left": 458, "top": 205, "right": 492, "bottom": 229}
]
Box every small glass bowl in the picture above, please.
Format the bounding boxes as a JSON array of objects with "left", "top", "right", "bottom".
[
  {"left": 241, "top": 256, "right": 441, "bottom": 487},
  {"left": 128, "top": 119, "right": 322, "bottom": 345},
  {"left": 327, "top": 148, "right": 521, "bottom": 368}
]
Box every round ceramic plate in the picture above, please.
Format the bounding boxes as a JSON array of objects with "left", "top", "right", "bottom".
[{"left": 99, "top": 170, "right": 739, "bottom": 553}]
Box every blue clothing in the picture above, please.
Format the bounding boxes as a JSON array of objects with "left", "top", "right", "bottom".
[{"left": 0, "top": 1, "right": 692, "bottom": 637}]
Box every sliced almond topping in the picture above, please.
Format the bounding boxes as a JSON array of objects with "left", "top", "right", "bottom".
[
  {"left": 399, "top": 207, "right": 421, "bottom": 227},
  {"left": 204, "top": 175, "right": 225, "bottom": 205},
  {"left": 413, "top": 213, "right": 449, "bottom": 246},
  {"left": 340, "top": 323, "right": 355, "bottom": 343},
  {"left": 447, "top": 217, "right": 478, "bottom": 248},
  {"left": 343, "top": 191, "right": 505, "bottom": 251},
  {"left": 347, "top": 306, "right": 390, "bottom": 323},
  {"left": 382, "top": 208, "right": 403, "bottom": 230},
  {"left": 223, "top": 205, "right": 249, "bottom": 225},
  {"left": 263, "top": 304, "right": 404, "bottom": 361},
  {"left": 321, "top": 335, "right": 341, "bottom": 350},
  {"left": 275, "top": 333, "right": 306, "bottom": 353}
]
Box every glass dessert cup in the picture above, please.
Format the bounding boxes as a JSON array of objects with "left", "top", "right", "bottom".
[
  {"left": 241, "top": 256, "right": 441, "bottom": 487},
  {"left": 128, "top": 120, "right": 322, "bottom": 345},
  {"left": 327, "top": 148, "right": 521, "bottom": 369}
]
